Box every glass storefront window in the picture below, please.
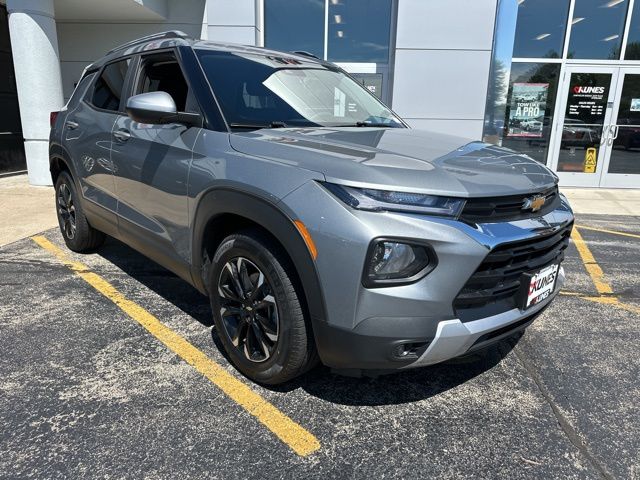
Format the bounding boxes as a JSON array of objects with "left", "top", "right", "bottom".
[
  {"left": 512, "top": 0, "right": 570, "bottom": 58},
  {"left": 501, "top": 62, "right": 561, "bottom": 165},
  {"left": 264, "top": 0, "right": 325, "bottom": 59},
  {"left": 557, "top": 72, "right": 612, "bottom": 172},
  {"left": 625, "top": 0, "right": 640, "bottom": 59},
  {"left": 609, "top": 73, "right": 640, "bottom": 173},
  {"left": 327, "top": 0, "right": 392, "bottom": 63},
  {"left": 568, "top": 0, "right": 629, "bottom": 60}
]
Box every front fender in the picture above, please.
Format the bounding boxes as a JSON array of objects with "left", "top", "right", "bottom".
[{"left": 191, "top": 187, "right": 328, "bottom": 327}]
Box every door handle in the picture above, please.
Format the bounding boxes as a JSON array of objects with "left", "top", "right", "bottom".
[
  {"left": 113, "top": 129, "right": 131, "bottom": 142},
  {"left": 600, "top": 124, "right": 610, "bottom": 146},
  {"left": 65, "top": 120, "right": 79, "bottom": 130},
  {"left": 608, "top": 125, "right": 619, "bottom": 146}
]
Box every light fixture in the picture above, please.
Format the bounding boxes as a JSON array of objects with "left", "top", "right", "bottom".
[
  {"left": 572, "top": 17, "right": 585, "bottom": 24},
  {"left": 330, "top": 0, "right": 340, "bottom": 4},
  {"left": 334, "top": 14, "right": 342, "bottom": 24},
  {"left": 337, "top": 30, "right": 344, "bottom": 38},
  {"left": 517, "top": 0, "right": 525, "bottom": 4},
  {"left": 605, "top": 0, "right": 625, "bottom": 7},
  {"left": 603, "top": 34, "right": 620, "bottom": 41},
  {"left": 535, "top": 33, "right": 551, "bottom": 40}
]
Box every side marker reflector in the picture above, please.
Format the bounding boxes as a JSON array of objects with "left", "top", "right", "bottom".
[{"left": 294, "top": 220, "right": 318, "bottom": 260}]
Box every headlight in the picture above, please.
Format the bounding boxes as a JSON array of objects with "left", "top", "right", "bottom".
[
  {"left": 363, "top": 239, "right": 437, "bottom": 287},
  {"left": 323, "top": 183, "right": 465, "bottom": 217}
]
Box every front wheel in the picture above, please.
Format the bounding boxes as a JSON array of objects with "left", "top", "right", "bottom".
[
  {"left": 55, "top": 171, "right": 105, "bottom": 252},
  {"left": 208, "top": 230, "right": 316, "bottom": 384}
]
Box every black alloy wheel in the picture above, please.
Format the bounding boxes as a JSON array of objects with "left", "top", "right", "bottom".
[
  {"left": 217, "top": 256, "right": 279, "bottom": 362},
  {"left": 57, "top": 182, "right": 77, "bottom": 240}
]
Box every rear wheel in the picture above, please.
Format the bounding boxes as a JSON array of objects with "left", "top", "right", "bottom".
[
  {"left": 55, "top": 170, "right": 105, "bottom": 252},
  {"left": 208, "top": 230, "right": 316, "bottom": 384}
]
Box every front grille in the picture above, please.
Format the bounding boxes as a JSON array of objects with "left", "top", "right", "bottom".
[
  {"left": 454, "top": 223, "right": 573, "bottom": 322},
  {"left": 460, "top": 186, "right": 560, "bottom": 224}
]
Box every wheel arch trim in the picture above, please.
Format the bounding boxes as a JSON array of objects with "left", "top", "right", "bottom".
[{"left": 191, "top": 187, "right": 328, "bottom": 326}]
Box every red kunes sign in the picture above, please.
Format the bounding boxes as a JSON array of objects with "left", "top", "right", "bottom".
[{"left": 573, "top": 86, "right": 606, "bottom": 94}]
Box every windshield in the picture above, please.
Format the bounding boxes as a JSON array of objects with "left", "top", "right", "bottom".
[{"left": 195, "top": 50, "right": 404, "bottom": 130}]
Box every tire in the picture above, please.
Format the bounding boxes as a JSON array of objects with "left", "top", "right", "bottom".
[
  {"left": 208, "top": 230, "right": 316, "bottom": 385},
  {"left": 54, "top": 170, "right": 105, "bottom": 252}
]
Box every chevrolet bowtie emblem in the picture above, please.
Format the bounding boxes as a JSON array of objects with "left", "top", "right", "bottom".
[{"left": 523, "top": 194, "right": 546, "bottom": 212}]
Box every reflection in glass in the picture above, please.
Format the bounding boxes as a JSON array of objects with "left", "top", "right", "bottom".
[
  {"left": 264, "top": 0, "right": 325, "bottom": 59},
  {"left": 512, "top": 0, "right": 570, "bottom": 58},
  {"left": 196, "top": 51, "right": 403, "bottom": 129},
  {"left": 501, "top": 62, "right": 561, "bottom": 165},
  {"left": 568, "top": 0, "right": 629, "bottom": 60},
  {"left": 609, "top": 73, "right": 640, "bottom": 174},
  {"left": 557, "top": 73, "right": 611, "bottom": 172},
  {"left": 624, "top": 0, "right": 640, "bottom": 59},
  {"left": 327, "top": 0, "right": 392, "bottom": 63},
  {"left": 483, "top": 0, "right": 517, "bottom": 144}
]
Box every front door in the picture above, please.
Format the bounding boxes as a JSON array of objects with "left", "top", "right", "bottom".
[
  {"left": 550, "top": 65, "right": 640, "bottom": 188},
  {"left": 549, "top": 66, "right": 618, "bottom": 187},
  {"left": 600, "top": 67, "right": 640, "bottom": 187},
  {"left": 111, "top": 50, "right": 201, "bottom": 280}
]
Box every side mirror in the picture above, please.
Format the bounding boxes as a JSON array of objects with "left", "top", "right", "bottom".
[
  {"left": 126, "top": 91, "right": 202, "bottom": 126},
  {"left": 126, "top": 91, "right": 177, "bottom": 124}
]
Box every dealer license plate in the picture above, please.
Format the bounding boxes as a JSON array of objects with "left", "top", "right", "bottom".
[{"left": 521, "top": 263, "right": 560, "bottom": 309}]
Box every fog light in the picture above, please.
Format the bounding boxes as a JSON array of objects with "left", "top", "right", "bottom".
[{"left": 363, "top": 239, "right": 436, "bottom": 287}]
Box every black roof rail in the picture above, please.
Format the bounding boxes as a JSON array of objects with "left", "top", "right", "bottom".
[
  {"left": 107, "top": 30, "right": 191, "bottom": 55},
  {"left": 292, "top": 50, "right": 320, "bottom": 59}
]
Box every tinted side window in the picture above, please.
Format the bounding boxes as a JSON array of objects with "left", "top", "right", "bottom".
[
  {"left": 136, "top": 52, "right": 191, "bottom": 112},
  {"left": 91, "top": 59, "right": 130, "bottom": 111}
]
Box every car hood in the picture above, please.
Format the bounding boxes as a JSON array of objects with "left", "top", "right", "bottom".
[{"left": 229, "top": 127, "right": 558, "bottom": 197}]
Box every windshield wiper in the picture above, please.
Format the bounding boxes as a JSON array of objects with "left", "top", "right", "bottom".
[
  {"left": 329, "top": 121, "right": 400, "bottom": 128},
  {"left": 229, "top": 121, "right": 288, "bottom": 129}
]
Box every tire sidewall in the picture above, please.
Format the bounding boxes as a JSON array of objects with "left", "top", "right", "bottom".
[{"left": 208, "top": 234, "right": 301, "bottom": 383}]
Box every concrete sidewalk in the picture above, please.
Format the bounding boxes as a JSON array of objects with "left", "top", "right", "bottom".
[
  {"left": 563, "top": 188, "right": 640, "bottom": 216},
  {"left": 0, "top": 174, "right": 57, "bottom": 246},
  {"left": 0, "top": 173, "right": 638, "bottom": 247}
]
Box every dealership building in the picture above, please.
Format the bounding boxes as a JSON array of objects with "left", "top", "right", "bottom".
[{"left": 1, "top": 0, "right": 639, "bottom": 188}]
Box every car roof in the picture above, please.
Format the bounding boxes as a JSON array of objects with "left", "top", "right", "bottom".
[{"left": 88, "top": 30, "right": 326, "bottom": 71}]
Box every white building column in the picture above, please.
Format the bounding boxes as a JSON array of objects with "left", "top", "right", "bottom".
[{"left": 7, "top": 0, "right": 64, "bottom": 186}]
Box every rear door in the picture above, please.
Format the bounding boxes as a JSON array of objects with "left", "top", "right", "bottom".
[
  {"left": 63, "top": 58, "right": 133, "bottom": 233},
  {"left": 111, "top": 50, "right": 201, "bottom": 279}
]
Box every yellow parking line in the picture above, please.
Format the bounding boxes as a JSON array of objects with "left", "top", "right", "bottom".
[
  {"left": 571, "top": 227, "right": 614, "bottom": 295},
  {"left": 576, "top": 225, "right": 640, "bottom": 240},
  {"left": 580, "top": 296, "right": 640, "bottom": 315},
  {"left": 31, "top": 235, "right": 320, "bottom": 457}
]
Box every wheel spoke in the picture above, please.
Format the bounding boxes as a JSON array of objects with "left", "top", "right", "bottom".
[
  {"left": 218, "top": 283, "right": 242, "bottom": 303},
  {"left": 255, "top": 312, "right": 278, "bottom": 342},
  {"left": 250, "top": 322, "right": 271, "bottom": 359},
  {"left": 231, "top": 321, "right": 248, "bottom": 348},
  {"left": 220, "top": 304, "right": 243, "bottom": 317},
  {"left": 237, "top": 258, "right": 253, "bottom": 296},
  {"left": 225, "top": 262, "right": 246, "bottom": 300}
]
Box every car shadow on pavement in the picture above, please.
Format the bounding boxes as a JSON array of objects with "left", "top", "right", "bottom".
[
  {"left": 97, "top": 237, "right": 213, "bottom": 327},
  {"left": 96, "top": 236, "right": 519, "bottom": 406},
  {"left": 271, "top": 341, "right": 516, "bottom": 406}
]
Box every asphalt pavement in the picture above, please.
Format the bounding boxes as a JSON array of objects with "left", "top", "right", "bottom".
[{"left": 0, "top": 214, "right": 638, "bottom": 479}]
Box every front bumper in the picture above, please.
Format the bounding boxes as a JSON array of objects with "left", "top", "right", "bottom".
[
  {"left": 280, "top": 181, "right": 574, "bottom": 371},
  {"left": 410, "top": 266, "right": 564, "bottom": 367},
  {"left": 313, "top": 268, "right": 562, "bottom": 371}
]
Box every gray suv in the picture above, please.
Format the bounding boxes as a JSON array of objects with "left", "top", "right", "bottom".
[{"left": 49, "top": 31, "right": 574, "bottom": 384}]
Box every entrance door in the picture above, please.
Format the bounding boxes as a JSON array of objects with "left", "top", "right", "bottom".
[
  {"left": 600, "top": 68, "right": 640, "bottom": 188},
  {"left": 549, "top": 66, "right": 619, "bottom": 187}
]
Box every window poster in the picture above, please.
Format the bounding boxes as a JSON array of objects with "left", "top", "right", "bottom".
[
  {"left": 631, "top": 98, "right": 640, "bottom": 112},
  {"left": 507, "top": 83, "right": 549, "bottom": 138}
]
